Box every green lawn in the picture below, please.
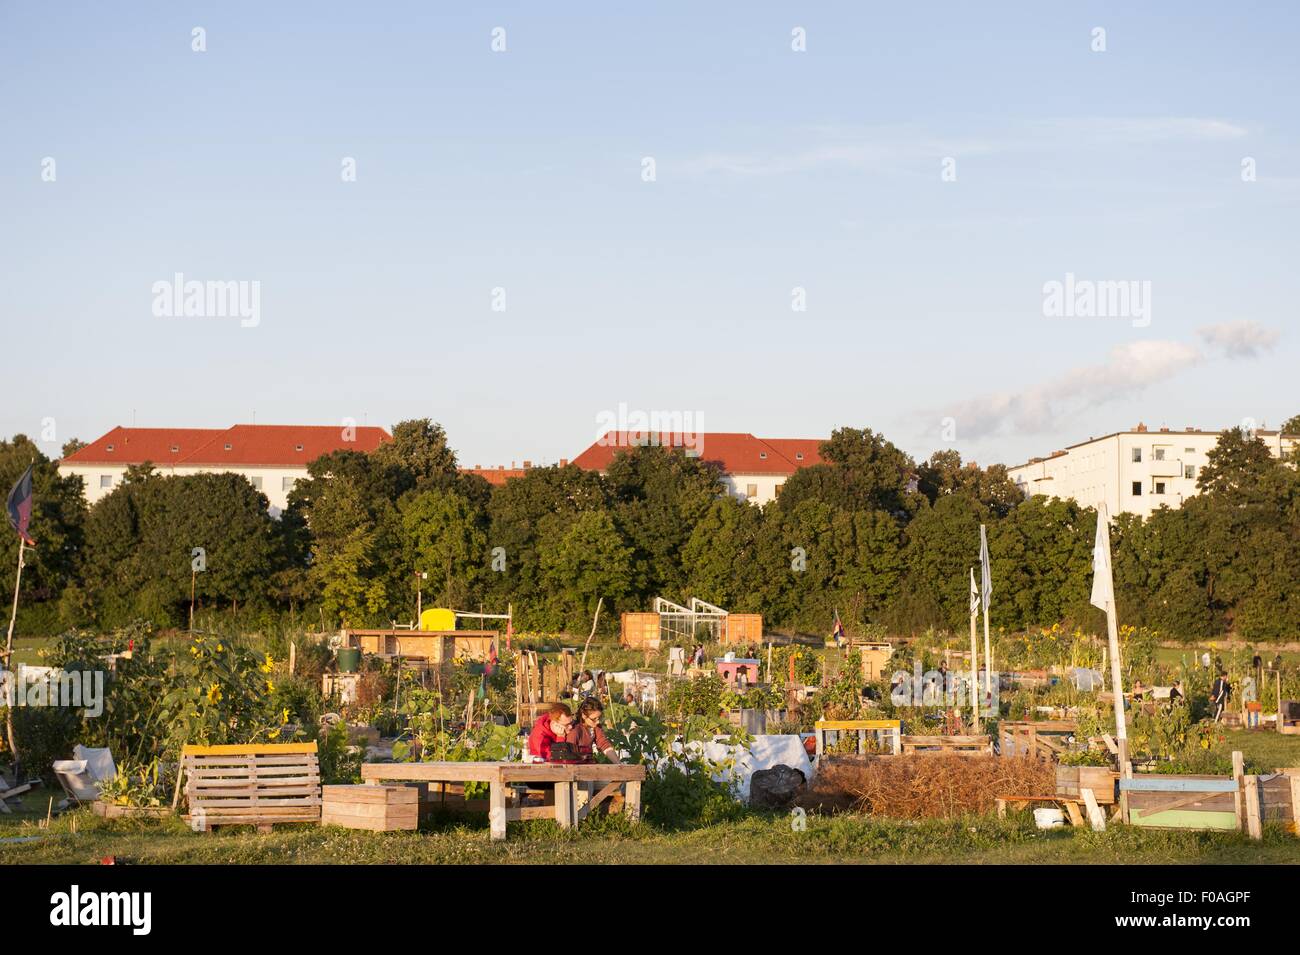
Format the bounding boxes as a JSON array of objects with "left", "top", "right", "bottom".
[
  {"left": 3, "top": 789, "right": 1298, "bottom": 865},
  {"left": 1222, "top": 729, "right": 1300, "bottom": 772}
]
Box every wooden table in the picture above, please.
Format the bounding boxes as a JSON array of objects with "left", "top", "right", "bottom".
[{"left": 360, "top": 761, "right": 645, "bottom": 840}]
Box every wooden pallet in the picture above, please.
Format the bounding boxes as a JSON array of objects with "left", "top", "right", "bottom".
[{"left": 182, "top": 742, "right": 321, "bottom": 833}]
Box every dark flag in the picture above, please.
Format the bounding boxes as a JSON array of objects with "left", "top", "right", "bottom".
[{"left": 6, "top": 464, "right": 35, "bottom": 546}]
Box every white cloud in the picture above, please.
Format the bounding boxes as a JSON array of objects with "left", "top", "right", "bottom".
[
  {"left": 1197, "top": 320, "right": 1281, "bottom": 359},
  {"left": 681, "top": 117, "right": 1248, "bottom": 178},
  {"left": 943, "top": 340, "right": 1203, "bottom": 440}
]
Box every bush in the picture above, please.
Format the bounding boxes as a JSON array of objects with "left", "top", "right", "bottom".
[{"left": 643, "top": 763, "right": 747, "bottom": 829}]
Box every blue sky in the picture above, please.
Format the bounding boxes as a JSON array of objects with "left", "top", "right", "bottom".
[{"left": 2, "top": 2, "right": 1297, "bottom": 470}]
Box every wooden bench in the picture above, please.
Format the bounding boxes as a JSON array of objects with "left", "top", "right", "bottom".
[
  {"left": 183, "top": 742, "right": 322, "bottom": 832},
  {"left": 361, "top": 761, "right": 645, "bottom": 841},
  {"left": 995, "top": 794, "right": 1089, "bottom": 827}
]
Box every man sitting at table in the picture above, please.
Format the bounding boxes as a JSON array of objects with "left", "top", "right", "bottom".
[
  {"left": 528, "top": 702, "right": 574, "bottom": 761},
  {"left": 568, "top": 697, "right": 622, "bottom": 764}
]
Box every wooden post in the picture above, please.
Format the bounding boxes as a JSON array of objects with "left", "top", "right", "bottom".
[
  {"left": 1244, "top": 775, "right": 1263, "bottom": 840},
  {"left": 1232, "top": 750, "right": 1246, "bottom": 830},
  {"left": 289, "top": 641, "right": 296, "bottom": 676},
  {"left": 1290, "top": 775, "right": 1300, "bottom": 837},
  {"left": 554, "top": 781, "right": 574, "bottom": 830},
  {"left": 489, "top": 780, "right": 507, "bottom": 841},
  {"left": 1278, "top": 670, "right": 1284, "bottom": 734},
  {"left": 625, "top": 779, "right": 641, "bottom": 822}
]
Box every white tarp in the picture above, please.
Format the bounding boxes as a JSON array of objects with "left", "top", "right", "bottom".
[{"left": 672, "top": 734, "right": 813, "bottom": 802}]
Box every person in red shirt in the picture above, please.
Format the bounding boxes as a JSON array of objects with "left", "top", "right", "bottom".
[
  {"left": 528, "top": 702, "right": 573, "bottom": 761},
  {"left": 567, "top": 698, "right": 621, "bottom": 763}
]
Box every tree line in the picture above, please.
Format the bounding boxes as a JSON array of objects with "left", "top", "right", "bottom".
[{"left": 4, "top": 417, "right": 1299, "bottom": 641}]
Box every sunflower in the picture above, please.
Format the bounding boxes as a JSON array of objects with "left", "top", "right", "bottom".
[{"left": 206, "top": 684, "right": 223, "bottom": 704}]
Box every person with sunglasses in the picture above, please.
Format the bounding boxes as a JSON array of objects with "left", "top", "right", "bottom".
[{"left": 567, "top": 697, "right": 622, "bottom": 764}]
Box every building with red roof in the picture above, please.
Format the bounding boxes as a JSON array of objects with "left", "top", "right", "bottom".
[
  {"left": 60, "top": 424, "right": 391, "bottom": 513},
  {"left": 571, "top": 431, "right": 825, "bottom": 504}
]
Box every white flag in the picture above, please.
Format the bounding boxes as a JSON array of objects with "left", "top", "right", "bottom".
[
  {"left": 978, "top": 524, "right": 992, "bottom": 609},
  {"left": 1090, "top": 503, "right": 1115, "bottom": 613},
  {"left": 969, "top": 567, "right": 980, "bottom": 616}
]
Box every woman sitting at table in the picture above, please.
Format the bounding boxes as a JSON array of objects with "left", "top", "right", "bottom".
[
  {"left": 528, "top": 702, "right": 574, "bottom": 761},
  {"left": 567, "top": 697, "right": 622, "bottom": 764}
]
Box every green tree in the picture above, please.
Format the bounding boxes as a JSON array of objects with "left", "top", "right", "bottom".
[
  {"left": 538, "top": 510, "right": 634, "bottom": 632},
  {"left": 0, "top": 436, "right": 86, "bottom": 612},
  {"left": 400, "top": 487, "right": 488, "bottom": 610}
]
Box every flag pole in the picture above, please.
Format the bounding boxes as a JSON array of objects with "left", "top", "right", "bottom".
[
  {"left": 4, "top": 536, "right": 26, "bottom": 776},
  {"left": 968, "top": 568, "right": 980, "bottom": 731},
  {"left": 979, "top": 525, "right": 993, "bottom": 696},
  {"left": 1092, "top": 503, "right": 1129, "bottom": 779}
]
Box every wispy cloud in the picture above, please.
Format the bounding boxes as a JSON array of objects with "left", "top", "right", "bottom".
[
  {"left": 1197, "top": 320, "right": 1282, "bottom": 359},
  {"left": 681, "top": 116, "right": 1248, "bottom": 178},
  {"left": 937, "top": 324, "right": 1278, "bottom": 442}
]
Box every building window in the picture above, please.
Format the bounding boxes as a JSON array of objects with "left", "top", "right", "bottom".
[
  {"left": 774, "top": 482, "right": 783, "bottom": 497},
  {"left": 1185, "top": 447, "right": 1195, "bottom": 454},
  {"left": 1131, "top": 481, "right": 1142, "bottom": 496},
  {"left": 106, "top": 444, "right": 114, "bottom": 452},
  {"left": 758, "top": 452, "right": 767, "bottom": 460},
  {"left": 1155, "top": 482, "right": 1166, "bottom": 495},
  {"left": 249, "top": 476, "right": 263, "bottom": 490},
  {"left": 795, "top": 452, "right": 804, "bottom": 460},
  {"left": 99, "top": 474, "right": 113, "bottom": 489},
  {"left": 1184, "top": 464, "right": 1195, "bottom": 480},
  {"left": 745, "top": 483, "right": 758, "bottom": 499},
  {"left": 1154, "top": 448, "right": 1165, "bottom": 461},
  {"left": 1131, "top": 448, "right": 1142, "bottom": 463},
  {"left": 170, "top": 444, "right": 179, "bottom": 453},
  {"left": 282, "top": 476, "right": 296, "bottom": 492},
  {"left": 224, "top": 443, "right": 232, "bottom": 451},
  {"left": 295, "top": 444, "right": 304, "bottom": 452}
]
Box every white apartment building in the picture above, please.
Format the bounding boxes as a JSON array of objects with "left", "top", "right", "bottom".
[
  {"left": 60, "top": 424, "right": 391, "bottom": 515},
  {"left": 1007, "top": 423, "right": 1298, "bottom": 518}
]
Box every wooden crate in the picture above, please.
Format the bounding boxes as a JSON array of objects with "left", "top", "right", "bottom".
[
  {"left": 901, "top": 735, "right": 993, "bottom": 756},
  {"left": 723, "top": 614, "right": 763, "bottom": 645},
  {"left": 1056, "top": 765, "right": 1117, "bottom": 805},
  {"left": 322, "top": 784, "right": 419, "bottom": 831},
  {"left": 854, "top": 643, "right": 894, "bottom": 682},
  {"left": 620, "top": 612, "right": 661, "bottom": 649},
  {"left": 183, "top": 742, "right": 321, "bottom": 832}
]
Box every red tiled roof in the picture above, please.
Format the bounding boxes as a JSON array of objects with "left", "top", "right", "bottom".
[
  {"left": 571, "top": 432, "right": 825, "bottom": 476},
  {"left": 62, "top": 424, "right": 391, "bottom": 468},
  {"left": 460, "top": 466, "right": 531, "bottom": 486}
]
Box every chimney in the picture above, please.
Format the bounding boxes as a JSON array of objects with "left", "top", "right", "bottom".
[
  {"left": 1159, "top": 426, "right": 1169, "bottom": 432},
  {"left": 474, "top": 464, "right": 481, "bottom": 470},
  {"left": 1135, "top": 422, "right": 1148, "bottom": 433},
  {"left": 523, "top": 460, "right": 532, "bottom": 469},
  {"left": 560, "top": 458, "right": 568, "bottom": 467}
]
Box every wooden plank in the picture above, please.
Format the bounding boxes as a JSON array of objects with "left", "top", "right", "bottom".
[
  {"left": 1291, "top": 776, "right": 1300, "bottom": 836},
  {"left": 816, "top": 719, "right": 901, "bottom": 731},
  {"left": 1119, "top": 776, "right": 1238, "bottom": 793},
  {"left": 625, "top": 779, "right": 641, "bottom": 823},
  {"left": 1082, "top": 788, "right": 1106, "bottom": 831},
  {"left": 362, "top": 762, "right": 504, "bottom": 783},
  {"left": 1064, "top": 800, "right": 1086, "bottom": 827},
  {"left": 489, "top": 782, "right": 507, "bottom": 841},
  {"left": 182, "top": 743, "right": 318, "bottom": 756},
  {"left": 1245, "top": 775, "right": 1263, "bottom": 840},
  {"left": 1233, "top": 750, "right": 1245, "bottom": 831}
]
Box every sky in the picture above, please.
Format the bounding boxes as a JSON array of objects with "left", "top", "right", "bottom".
[{"left": 2, "top": 2, "right": 1298, "bottom": 471}]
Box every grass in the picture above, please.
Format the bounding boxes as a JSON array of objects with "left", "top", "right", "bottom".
[
  {"left": 4, "top": 787, "right": 1299, "bottom": 865},
  {"left": 1222, "top": 729, "right": 1300, "bottom": 772}
]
